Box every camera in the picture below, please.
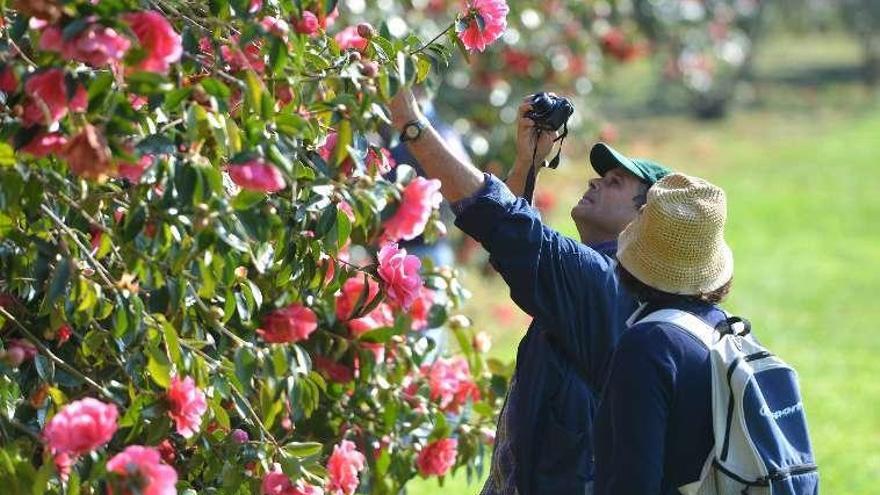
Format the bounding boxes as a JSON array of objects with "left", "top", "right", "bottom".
[{"left": 525, "top": 92, "right": 574, "bottom": 132}]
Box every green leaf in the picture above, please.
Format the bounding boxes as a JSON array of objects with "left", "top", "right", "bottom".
[
  {"left": 31, "top": 458, "right": 54, "bottom": 495},
  {"left": 47, "top": 258, "right": 72, "bottom": 305},
  {"left": 201, "top": 77, "right": 232, "bottom": 101},
  {"left": 232, "top": 190, "right": 267, "bottom": 210},
  {"left": 331, "top": 120, "right": 352, "bottom": 168},
  {"left": 34, "top": 355, "right": 54, "bottom": 383},
  {"left": 282, "top": 441, "right": 323, "bottom": 458},
  {"left": 269, "top": 37, "right": 289, "bottom": 76},
  {"left": 147, "top": 347, "right": 172, "bottom": 389},
  {"left": 162, "top": 321, "right": 182, "bottom": 366},
  {"left": 234, "top": 347, "right": 258, "bottom": 392},
  {"left": 416, "top": 56, "right": 432, "bottom": 84},
  {"left": 0, "top": 143, "right": 15, "bottom": 166},
  {"left": 357, "top": 325, "right": 401, "bottom": 344},
  {"left": 165, "top": 87, "right": 193, "bottom": 110},
  {"left": 137, "top": 134, "right": 176, "bottom": 156}
]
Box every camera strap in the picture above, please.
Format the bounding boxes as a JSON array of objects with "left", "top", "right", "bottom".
[{"left": 524, "top": 122, "right": 567, "bottom": 205}]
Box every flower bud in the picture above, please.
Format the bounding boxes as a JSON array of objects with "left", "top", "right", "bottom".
[
  {"left": 359, "top": 61, "right": 379, "bottom": 78},
  {"left": 447, "top": 315, "right": 470, "bottom": 330},
  {"left": 356, "top": 23, "right": 376, "bottom": 40}
]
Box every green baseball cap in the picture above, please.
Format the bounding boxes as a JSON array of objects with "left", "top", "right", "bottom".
[{"left": 589, "top": 142, "right": 671, "bottom": 185}]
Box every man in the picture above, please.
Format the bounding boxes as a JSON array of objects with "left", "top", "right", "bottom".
[
  {"left": 388, "top": 88, "right": 669, "bottom": 494},
  {"left": 595, "top": 173, "right": 732, "bottom": 493}
]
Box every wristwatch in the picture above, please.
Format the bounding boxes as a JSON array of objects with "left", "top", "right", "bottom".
[{"left": 399, "top": 119, "right": 427, "bottom": 143}]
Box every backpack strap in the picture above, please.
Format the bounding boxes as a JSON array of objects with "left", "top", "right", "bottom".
[{"left": 637, "top": 309, "right": 719, "bottom": 348}]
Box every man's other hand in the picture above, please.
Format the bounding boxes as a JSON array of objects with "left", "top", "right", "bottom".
[
  {"left": 515, "top": 98, "right": 559, "bottom": 172},
  {"left": 389, "top": 87, "right": 425, "bottom": 132}
]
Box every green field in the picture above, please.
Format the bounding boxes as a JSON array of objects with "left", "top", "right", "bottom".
[{"left": 409, "top": 33, "right": 880, "bottom": 494}]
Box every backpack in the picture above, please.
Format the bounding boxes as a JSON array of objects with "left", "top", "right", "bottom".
[{"left": 638, "top": 309, "right": 819, "bottom": 495}]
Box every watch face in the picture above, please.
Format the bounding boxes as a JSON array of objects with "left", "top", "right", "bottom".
[{"left": 405, "top": 124, "right": 420, "bottom": 138}]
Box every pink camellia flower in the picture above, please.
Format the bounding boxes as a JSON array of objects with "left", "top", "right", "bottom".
[
  {"left": 261, "top": 16, "right": 290, "bottom": 38},
  {"left": 294, "top": 11, "right": 320, "bottom": 36},
  {"left": 409, "top": 287, "right": 435, "bottom": 331},
  {"left": 42, "top": 398, "right": 118, "bottom": 456},
  {"left": 262, "top": 464, "right": 325, "bottom": 495},
  {"left": 39, "top": 23, "right": 131, "bottom": 67},
  {"left": 166, "top": 375, "right": 207, "bottom": 438},
  {"left": 257, "top": 304, "right": 318, "bottom": 344},
  {"left": 106, "top": 445, "right": 177, "bottom": 495},
  {"left": 123, "top": 11, "right": 182, "bottom": 74},
  {"left": 221, "top": 35, "right": 266, "bottom": 73},
  {"left": 365, "top": 147, "right": 395, "bottom": 175},
  {"left": 249, "top": 0, "right": 263, "bottom": 13},
  {"left": 382, "top": 177, "right": 442, "bottom": 242},
  {"left": 346, "top": 303, "right": 393, "bottom": 338},
  {"left": 129, "top": 93, "right": 148, "bottom": 110},
  {"left": 228, "top": 159, "right": 286, "bottom": 192},
  {"left": 458, "top": 0, "right": 509, "bottom": 53},
  {"left": 19, "top": 132, "right": 68, "bottom": 158},
  {"left": 334, "top": 26, "right": 367, "bottom": 52},
  {"left": 230, "top": 428, "right": 249, "bottom": 444},
  {"left": 326, "top": 440, "right": 366, "bottom": 495},
  {"left": 2, "top": 338, "right": 38, "bottom": 367},
  {"left": 53, "top": 452, "right": 73, "bottom": 481},
  {"left": 0, "top": 65, "right": 18, "bottom": 93},
  {"left": 22, "top": 69, "right": 88, "bottom": 126},
  {"left": 377, "top": 243, "right": 422, "bottom": 310},
  {"left": 421, "top": 356, "right": 480, "bottom": 413},
  {"left": 416, "top": 438, "right": 458, "bottom": 477}
]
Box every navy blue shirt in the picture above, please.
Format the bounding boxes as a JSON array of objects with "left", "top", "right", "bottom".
[
  {"left": 594, "top": 300, "right": 724, "bottom": 494},
  {"left": 454, "top": 175, "right": 639, "bottom": 494}
]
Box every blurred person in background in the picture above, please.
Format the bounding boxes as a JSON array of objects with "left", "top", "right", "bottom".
[{"left": 389, "top": 87, "right": 671, "bottom": 494}]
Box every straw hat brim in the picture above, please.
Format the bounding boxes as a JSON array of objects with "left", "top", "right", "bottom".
[{"left": 617, "top": 215, "right": 734, "bottom": 296}]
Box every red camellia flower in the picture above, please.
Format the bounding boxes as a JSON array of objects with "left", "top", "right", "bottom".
[
  {"left": 421, "top": 356, "right": 480, "bottom": 413},
  {"left": 22, "top": 69, "right": 88, "bottom": 126},
  {"left": 42, "top": 398, "right": 118, "bottom": 457},
  {"left": 335, "top": 276, "right": 394, "bottom": 337},
  {"left": 166, "top": 375, "right": 208, "bottom": 438},
  {"left": 257, "top": 303, "right": 318, "bottom": 344},
  {"left": 19, "top": 132, "right": 68, "bottom": 158},
  {"left": 409, "top": 287, "right": 435, "bottom": 331},
  {"left": 416, "top": 438, "right": 458, "bottom": 477},
  {"left": 117, "top": 154, "right": 155, "bottom": 183},
  {"left": 63, "top": 124, "right": 113, "bottom": 181},
  {"left": 106, "top": 445, "right": 178, "bottom": 495},
  {"left": 39, "top": 23, "right": 131, "bottom": 67},
  {"left": 0, "top": 65, "right": 19, "bottom": 93},
  {"left": 458, "top": 0, "right": 509, "bottom": 53},
  {"left": 56, "top": 324, "right": 72, "bottom": 345},
  {"left": 313, "top": 355, "right": 354, "bottom": 384},
  {"left": 228, "top": 159, "right": 286, "bottom": 192},
  {"left": 326, "top": 440, "right": 366, "bottom": 495},
  {"left": 221, "top": 35, "right": 266, "bottom": 73},
  {"left": 377, "top": 243, "right": 422, "bottom": 310},
  {"left": 334, "top": 26, "right": 368, "bottom": 52},
  {"left": 123, "top": 11, "right": 182, "bottom": 74},
  {"left": 382, "top": 177, "right": 442, "bottom": 242},
  {"left": 294, "top": 11, "right": 320, "bottom": 36}
]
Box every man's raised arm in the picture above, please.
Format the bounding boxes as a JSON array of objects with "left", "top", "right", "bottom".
[
  {"left": 388, "top": 89, "right": 484, "bottom": 203},
  {"left": 505, "top": 98, "right": 558, "bottom": 200}
]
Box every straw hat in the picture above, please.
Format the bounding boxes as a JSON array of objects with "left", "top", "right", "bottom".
[{"left": 616, "top": 173, "right": 733, "bottom": 295}]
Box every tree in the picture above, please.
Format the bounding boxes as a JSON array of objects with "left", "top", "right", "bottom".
[{"left": 0, "top": 0, "right": 520, "bottom": 492}]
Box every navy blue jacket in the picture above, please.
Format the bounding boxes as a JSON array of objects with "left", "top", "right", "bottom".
[
  {"left": 594, "top": 300, "right": 724, "bottom": 494},
  {"left": 454, "top": 175, "right": 638, "bottom": 494}
]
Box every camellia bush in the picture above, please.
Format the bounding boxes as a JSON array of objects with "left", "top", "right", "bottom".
[{"left": 0, "top": 0, "right": 519, "bottom": 493}]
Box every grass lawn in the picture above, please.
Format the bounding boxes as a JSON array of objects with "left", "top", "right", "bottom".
[{"left": 409, "top": 32, "right": 880, "bottom": 494}]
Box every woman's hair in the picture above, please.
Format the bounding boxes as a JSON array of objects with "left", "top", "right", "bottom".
[{"left": 616, "top": 263, "right": 732, "bottom": 305}]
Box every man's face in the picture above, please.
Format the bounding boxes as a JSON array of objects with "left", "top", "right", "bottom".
[{"left": 570, "top": 167, "right": 647, "bottom": 241}]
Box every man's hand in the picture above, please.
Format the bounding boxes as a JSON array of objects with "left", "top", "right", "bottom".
[
  {"left": 515, "top": 97, "right": 559, "bottom": 171},
  {"left": 389, "top": 87, "right": 425, "bottom": 132},
  {"left": 507, "top": 97, "right": 559, "bottom": 198}
]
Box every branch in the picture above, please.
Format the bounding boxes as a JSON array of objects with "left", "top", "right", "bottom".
[
  {"left": 40, "top": 204, "right": 117, "bottom": 290},
  {"left": 0, "top": 308, "right": 120, "bottom": 404}
]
